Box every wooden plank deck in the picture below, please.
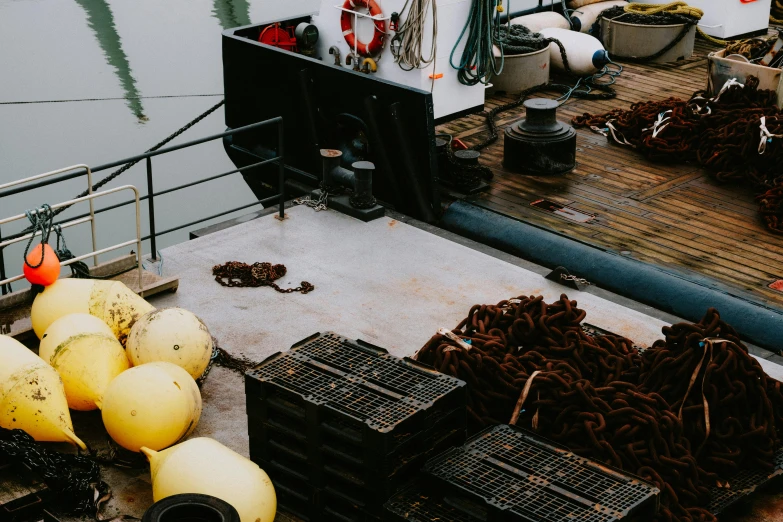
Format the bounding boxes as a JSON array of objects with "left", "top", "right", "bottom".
[{"left": 437, "top": 38, "right": 783, "bottom": 307}]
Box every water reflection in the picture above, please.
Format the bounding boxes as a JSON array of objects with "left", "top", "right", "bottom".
[
  {"left": 74, "top": 0, "right": 147, "bottom": 121},
  {"left": 212, "top": 0, "right": 252, "bottom": 29}
]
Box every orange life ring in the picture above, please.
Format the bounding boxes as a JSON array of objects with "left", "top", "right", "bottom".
[{"left": 340, "top": 0, "right": 386, "bottom": 57}]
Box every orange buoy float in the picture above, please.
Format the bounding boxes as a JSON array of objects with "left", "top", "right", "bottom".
[
  {"left": 23, "top": 243, "right": 60, "bottom": 286},
  {"left": 340, "top": 0, "right": 386, "bottom": 57}
]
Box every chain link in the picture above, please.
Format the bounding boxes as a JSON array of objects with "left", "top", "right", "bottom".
[
  {"left": 0, "top": 427, "right": 109, "bottom": 517},
  {"left": 198, "top": 338, "right": 260, "bottom": 386},
  {"left": 294, "top": 185, "right": 330, "bottom": 211},
  {"left": 561, "top": 273, "right": 592, "bottom": 286},
  {"left": 212, "top": 261, "right": 314, "bottom": 294}
]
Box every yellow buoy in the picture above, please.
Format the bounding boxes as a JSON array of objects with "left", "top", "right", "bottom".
[
  {"left": 141, "top": 438, "right": 276, "bottom": 522},
  {"left": 0, "top": 335, "right": 86, "bottom": 449},
  {"left": 95, "top": 281, "right": 155, "bottom": 346},
  {"left": 101, "top": 362, "right": 201, "bottom": 452},
  {"left": 31, "top": 279, "right": 155, "bottom": 345},
  {"left": 31, "top": 279, "right": 93, "bottom": 338},
  {"left": 39, "top": 314, "right": 130, "bottom": 411},
  {"left": 127, "top": 309, "right": 214, "bottom": 380}
]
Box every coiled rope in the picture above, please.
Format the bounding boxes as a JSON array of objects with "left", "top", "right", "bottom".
[
  {"left": 451, "top": 0, "right": 506, "bottom": 85},
  {"left": 772, "top": 0, "right": 783, "bottom": 24},
  {"left": 596, "top": 1, "right": 729, "bottom": 51},
  {"left": 392, "top": 0, "right": 438, "bottom": 71}
]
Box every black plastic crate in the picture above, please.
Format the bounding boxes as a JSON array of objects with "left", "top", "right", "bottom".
[
  {"left": 257, "top": 425, "right": 466, "bottom": 507},
  {"left": 268, "top": 464, "right": 383, "bottom": 522},
  {"left": 0, "top": 459, "right": 50, "bottom": 522},
  {"left": 249, "top": 405, "right": 465, "bottom": 483},
  {"left": 384, "top": 480, "right": 486, "bottom": 522},
  {"left": 423, "top": 424, "right": 660, "bottom": 522},
  {"left": 246, "top": 332, "right": 466, "bottom": 463},
  {"left": 708, "top": 446, "right": 783, "bottom": 515}
]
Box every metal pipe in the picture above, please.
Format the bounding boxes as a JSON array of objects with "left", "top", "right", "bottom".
[
  {"left": 146, "top": 158, "right": 158, "bottom": 261},
  {"left": 278, "top": 119, "right": 286, "bottom": 220},
  {"left": 321, "top": 149, "right": 343, "bottom": 187},
  {"left": 86, "top": 165, "right": 98, "bottom": 266},
  {"left": 0, "top": 216, "right": 93, "bottom": 249},
  {"left": 388, "top": 102, "right": 436, "bottom": 223},
  {"left": 328, "top": 46, "right": 341, "bottom": 66},
  {"left": 498, "top": 1, "right": 560, "bottom": 24},
  {"left": 0, "top": 225, "right": 7, "bottom": 296},
  {"left": 441, "top": 201, "right": 783, "bottom": 354},
  {"left": 349, "top": 161, "right": 377, "bottom": 209},
  {"left": 27, "top": 157, "right": 277, "bottom": 231}
]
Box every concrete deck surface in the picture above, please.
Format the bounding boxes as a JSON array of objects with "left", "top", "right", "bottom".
[{"left": 67, "top": 205, "right": 782, "bottom": 521}]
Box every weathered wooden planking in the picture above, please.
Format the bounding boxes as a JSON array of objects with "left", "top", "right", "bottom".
[{"left": 437, "top": 36, "right": 783, "bottom": 306}]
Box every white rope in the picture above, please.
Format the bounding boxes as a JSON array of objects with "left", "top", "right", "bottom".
[
  {"left": 393, "top": 0, "right": 437, "bottom": 71},
  {"left": 606, "top": 120, "right": 636, "bottom": 148},
  {"left": 758, "top": 116, "right": 783, "bottom": 154},
  {"left": 713, "top": 78, "right": 744, "bottom": 102},
  {"left": 643, "top": 110, "right": 673, "bottom": 138}
]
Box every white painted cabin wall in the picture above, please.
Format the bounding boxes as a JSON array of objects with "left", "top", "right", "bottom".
[
  {"left": 311, "top": 0, "right": 560, "bottom": 118},
  {"left": 255, "top": 0, "right": 561, "bottom": 118}
]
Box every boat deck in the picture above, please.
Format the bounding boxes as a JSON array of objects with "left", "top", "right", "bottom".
[
  {"left": 437, "top": 38, "right": 783, "bottom": 308},
  {"left": 52, "top": 205, "right": 783, "bottom": 522}
]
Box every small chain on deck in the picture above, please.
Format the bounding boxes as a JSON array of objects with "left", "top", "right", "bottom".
[
  {"left": 198, "top": 337, "right": 260, "bottom": 386},
  {"left": 212, "top": 261, "right": 314, "bottom": 294}
]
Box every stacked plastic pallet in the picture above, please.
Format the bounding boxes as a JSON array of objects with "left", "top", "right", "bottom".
[
  {"left": 245, "top": 332, "right": 467, "bottom": 521},
  {"left": 385, "top": 424, "right": 661, "bottom": 522}
]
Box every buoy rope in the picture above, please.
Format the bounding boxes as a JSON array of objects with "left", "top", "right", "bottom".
[{"left": 22, "top": 204, "right": 54, "bottom": 269}]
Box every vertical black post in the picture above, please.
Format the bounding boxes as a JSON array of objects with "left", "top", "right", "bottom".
[
  {"left": 146, "top": 157, "right": 158, "bottom": 261},
  {"left": 278, "top": 120, "right": 285, "bottom": 220},
  {"left": 0, "top": 225, "right": 7, "bottom": 296}
]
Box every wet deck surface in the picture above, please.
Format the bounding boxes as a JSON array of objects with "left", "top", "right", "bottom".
[
  {"left": 63, "top": 205, "right": 783, "bottom": 521},
  {"left": 436, "top": 38, "right": 783, "bottom": 309}
]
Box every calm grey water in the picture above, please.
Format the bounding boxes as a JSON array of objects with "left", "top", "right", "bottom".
[{"left": 0, "top": 0, "right": 303, "bottom": 285}]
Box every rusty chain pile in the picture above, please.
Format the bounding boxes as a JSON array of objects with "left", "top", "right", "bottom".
[
  {"left": 212, "top": 261, "right": 314, "bottom": 294},
  {"left": 757, "top": 182, "right": 783, "bottom": 233},
  {"left": 638, "top": 309, "right": 783, "bottom": 477},
  {"left": 573, "top": 76, "right": 783, "bottom": 234},
  {"left": 415, "top": 294, "right": 783, "bottom": 522}
]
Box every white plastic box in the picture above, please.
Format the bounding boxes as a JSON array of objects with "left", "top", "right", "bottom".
[{"left": 707, "top": 49, "right": 783, "bottom": 105}]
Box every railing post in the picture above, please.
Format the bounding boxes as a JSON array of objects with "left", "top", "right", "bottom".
[
  {"left": 277, "top": 119, "right": 285, "bottom": 220},
  {"left": 0, "top": 225, "right": 7, "bottom": 296},
  {"left": 146, "top": 157, "right": 158, "bottom": 261}
]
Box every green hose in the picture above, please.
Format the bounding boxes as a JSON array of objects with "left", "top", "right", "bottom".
[{"left": 450, "top": 0, "right": 505, "bottom": 85}]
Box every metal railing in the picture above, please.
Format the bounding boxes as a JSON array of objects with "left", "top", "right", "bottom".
[
  {"left": 0, "top": 116, "right": 286, "bottom": 295},
  {"left": 0, "top": 184, "right": 144, "bottom": 294}
]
